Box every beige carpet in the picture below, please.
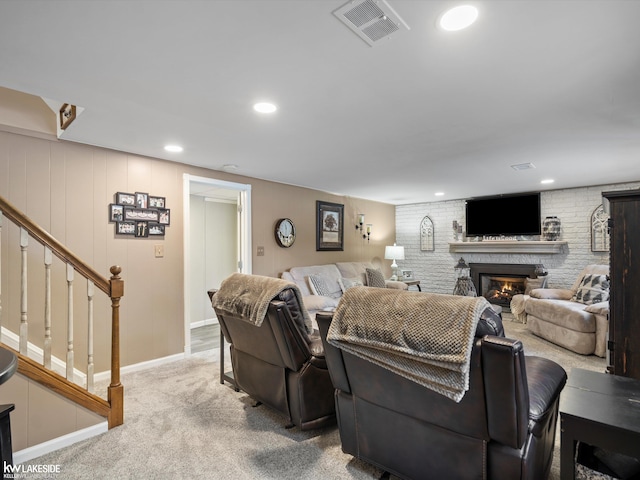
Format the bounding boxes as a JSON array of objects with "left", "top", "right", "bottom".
[{"left": 23, "top": 314, "right": 609, "bottom": 479}]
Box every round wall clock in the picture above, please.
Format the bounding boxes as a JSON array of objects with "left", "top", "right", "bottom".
[{"left": 274, "top": 218, "right": 296, "bottom": 248}]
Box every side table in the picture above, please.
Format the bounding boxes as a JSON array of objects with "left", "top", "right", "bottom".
[
  {"left": 0, "top": 347, "right": 18, "bottom": 468},
  {"left": 560, "top": 368, "right": 640, "bottom": 479},
  {"left": 403, "top": 279, "right": 421, "bottom": 291},
  {"left": 207, "top": 289, "right": 239, "bottom": 391}
]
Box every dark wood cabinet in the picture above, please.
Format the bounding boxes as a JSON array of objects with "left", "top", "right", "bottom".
[{"left": 604, "top": 189, "right": 640, "bottom": 380}]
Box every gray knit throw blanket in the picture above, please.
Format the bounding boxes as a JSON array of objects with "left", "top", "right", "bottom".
[
  {"left": 327, "top": 287, "right": 490, "bottom": 402},
  {"left": 212, "top": 273, "right": 313, "bottom": 334}
]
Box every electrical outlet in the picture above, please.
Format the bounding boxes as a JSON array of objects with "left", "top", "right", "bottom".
[
  {"left": 154, "top": 244, "right": 164, "bottom": 258},
  {"left": 257, "top": 246, "right": 265, "bottom": 256}
]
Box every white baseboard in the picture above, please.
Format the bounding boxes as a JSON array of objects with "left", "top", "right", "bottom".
[
  {"left": 13, "top": 422, "right": 108, "bottom": 465},
  {"left": 1, "top": 326, "right": 186, "bottom": 385},
  {"left": 190, "top": 318, "right": 218, "bottom": 329},
  {"left": 93, "top": 352, "right": 185, "bottom": 383}
]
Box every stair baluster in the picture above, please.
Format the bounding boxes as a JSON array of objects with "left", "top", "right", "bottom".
[
  {"left": 19, "top": 228, "right": 28, "bottom": 355},
  {"left": 87, "top": 280, "right": 94, "bottom": 393},
  {"left": 44, "top": 247, "right": 52, "bottom": 369},
  {"left": 66, "top": 264, "right": 74, "bottom": 381}
]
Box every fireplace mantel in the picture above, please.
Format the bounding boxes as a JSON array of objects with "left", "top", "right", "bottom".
[{"left": 449, "top": 240, "right": 567, "bottom": 254}]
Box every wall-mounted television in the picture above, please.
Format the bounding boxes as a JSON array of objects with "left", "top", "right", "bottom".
[{"left": 465, "top": 192, "right": 541, "bottom": 237}]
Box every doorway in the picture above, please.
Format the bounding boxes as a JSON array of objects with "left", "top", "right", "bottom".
[{"left": 183, "top": 174, "right": 252, "bottom": 355}]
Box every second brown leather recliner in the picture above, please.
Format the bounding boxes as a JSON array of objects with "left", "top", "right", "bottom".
[{"left": 318, "top": 290, "right": 567, "bottom": 480}]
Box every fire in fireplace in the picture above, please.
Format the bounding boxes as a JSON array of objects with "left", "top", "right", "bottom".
[
  {"left": 469, "top": 263, "right": 540, "bottom": 310},
  {"left": 481, "top": 275, "right": 526, "bottom": 307}
]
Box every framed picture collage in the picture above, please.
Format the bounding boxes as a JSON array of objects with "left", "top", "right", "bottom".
[{"left": 109, "top": 192, "right": 170, "bottom": 238}]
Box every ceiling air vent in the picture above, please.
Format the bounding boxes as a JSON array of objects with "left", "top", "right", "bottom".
[
  {"left": 511, "top": 163, "right": 536, "bottom": 171},
  {"left": 333, "top": 0, "right": 409, "bottom": 47}
]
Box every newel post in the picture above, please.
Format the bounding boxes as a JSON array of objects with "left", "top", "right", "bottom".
[{"left": 108, "top": 265, "right": 124, "bottom": 428}]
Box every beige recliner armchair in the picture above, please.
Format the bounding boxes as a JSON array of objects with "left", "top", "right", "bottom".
[{"left": 524, "top": 265, "right": 609, "bottom": 356}]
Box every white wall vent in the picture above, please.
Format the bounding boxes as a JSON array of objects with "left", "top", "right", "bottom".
[{"left": 333, "top": 0, "right": 409, "bottom": 47}]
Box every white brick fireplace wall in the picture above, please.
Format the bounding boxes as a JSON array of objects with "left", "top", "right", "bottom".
[{"left": 395, "top": 181, "right": 640, "bottom": 295}]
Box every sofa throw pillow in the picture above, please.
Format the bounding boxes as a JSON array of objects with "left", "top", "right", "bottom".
[
  {"left": 308, "top": 274, "right": 342, "bottom": 299},
  {"left": 338, "top": 277, "right": 364, "bottom": 293},
  {"left": 365, "top": 268, "right": 387, "bottom": 289},
  {"left": 572, "top": 274, "right": 610, "bottom": 305}
]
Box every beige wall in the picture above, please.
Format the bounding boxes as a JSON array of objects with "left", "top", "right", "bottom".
[
  {"left": 0, "top": 128, "right": 396, "bottom": 452},
  {"left": 0, "top": 129, "right": 396, "bottom": 370},
  {"left": 0, "top": 373, "right": 104, "bottom": 452}
]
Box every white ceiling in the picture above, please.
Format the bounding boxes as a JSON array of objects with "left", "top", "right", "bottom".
[{"left": 1, "top": 0, "right": 639, "bottom": 205}]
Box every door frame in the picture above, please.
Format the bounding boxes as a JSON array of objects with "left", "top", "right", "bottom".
[{"left": 183, "top": 173, "right": 252, "bottom": 355}]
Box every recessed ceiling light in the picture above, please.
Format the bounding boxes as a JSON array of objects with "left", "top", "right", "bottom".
[
  {"left": 253, "top": 102, "right": 277, "bottom": 114},
  {"left": 435, "top": 192, "right": 445, "bottom": 196},
  {"left": 164, "top": 145, "right": 183, "bottom": 153},
  {"left": 439, "top": 5, "right": 478, "bottom": 31},
  {"left": 541, "top": 179, "right": 555, "bottom": 184}
]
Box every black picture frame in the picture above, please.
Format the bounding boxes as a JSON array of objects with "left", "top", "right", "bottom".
[
  {"left": 149, "top": 196, "right": 166, "bottom": 209},
  {"left": 109, "top": 204, "right": 124, "bottom": 223},
  {"left": 158, "top": 208, "right": 170, "bottom": 225},
  {"left": 135, "top": 192, "right": 149, "bottom": 209},
  {"left": 135, "top": 221, "right": 149, "bottom": 238},
  {"left": 149, "top": 223, "right": 165, "bottom": 236},
  {"left": 123, "top": 207, "right": 159, "bottom": 222},
  {"left": 316, "top": 201, "right": 344, "bottom": 251},
  {"left": 116, "top": 221, "right": 136, "bottom": 235},
  {"left": 116, "top": 192, "right": 136, "bottom": 206},
  {"left": 111, "top": 191, "right": 170, "bottom": 238}
]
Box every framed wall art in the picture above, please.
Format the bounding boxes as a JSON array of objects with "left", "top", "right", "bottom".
[
  {"left": 135, "top": 192, "right": 149, "bottom": 209},
  {"left": 149, "top": 223, "right": 165, "bottom": 236},
  {"left": 123, "top": 207, "right": 159, "bottom": 222},
  {"left": 109, "top": 204, "right": 124, "bottom": 222},
  {"left": 116, "top": 192, "right": 136, "bottom": 205},
  {"left": 149, "top": 196, "right": 166, "bottom": 208},
  {"left": 110, "top": 191, "right": 171, "bottom": 238},
  {"left": 591, "top": 204, "right": 610, "bottom": 252},
  {"left": 420, "top": 215, "right": 434, "bottom": 251},
  {"left": 316, "top": 201, "right": 344, "bottom": 251}
]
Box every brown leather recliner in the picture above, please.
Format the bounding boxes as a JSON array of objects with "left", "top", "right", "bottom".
[
  {"left": 211, "top": 287, "right": 336, "bottom": 430},
  {"left": 317, "top": 309, "right": 567, "bottom": 480}
]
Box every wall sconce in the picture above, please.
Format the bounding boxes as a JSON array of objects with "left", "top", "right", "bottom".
[{"left": 355, "top": 214, "right": 372, "bottom": 242}]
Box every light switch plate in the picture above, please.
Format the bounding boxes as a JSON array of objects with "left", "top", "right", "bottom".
[{"left": 154, "top": 244, "right": 164, "bottom": 257}]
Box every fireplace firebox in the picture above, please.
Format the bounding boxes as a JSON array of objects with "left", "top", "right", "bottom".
[{"left": 469, "top": 263, "right": 540, "bottom": 309}]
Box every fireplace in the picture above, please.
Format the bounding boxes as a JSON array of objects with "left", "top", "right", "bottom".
[{"left": 469, "top": 263, "right": 539, "bottom": 309}]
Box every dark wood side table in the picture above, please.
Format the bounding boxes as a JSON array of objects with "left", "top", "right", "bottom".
[{"left": 560, "top": 368, "right": 640, "bottom": 479}]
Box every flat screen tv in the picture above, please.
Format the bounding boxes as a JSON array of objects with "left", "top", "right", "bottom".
[{"left": 465, "top": 192, "right": 541, "bottom": 237}]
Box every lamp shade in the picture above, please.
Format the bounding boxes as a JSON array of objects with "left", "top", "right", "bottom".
[{"left": 384, "top": 244, "right": 405, "bottom": 260}]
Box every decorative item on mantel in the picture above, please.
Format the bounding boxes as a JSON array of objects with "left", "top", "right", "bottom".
[
  {"left": 452, "top": 220, "right": 463, "bottom": 241},
  {"left": 542, "top": 216, "right": 561, "bottom": 241},
  {"left": 453, "top": 257, "right": 477, "bottom": 297}
]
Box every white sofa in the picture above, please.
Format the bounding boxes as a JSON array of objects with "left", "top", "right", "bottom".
[{"left": 281, "top": 262, "right": 407, "bottom": 322}]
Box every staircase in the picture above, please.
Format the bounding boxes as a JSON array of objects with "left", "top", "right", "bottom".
[{"left": 0, "top": 195, "right": 124, "bottom": 429}]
